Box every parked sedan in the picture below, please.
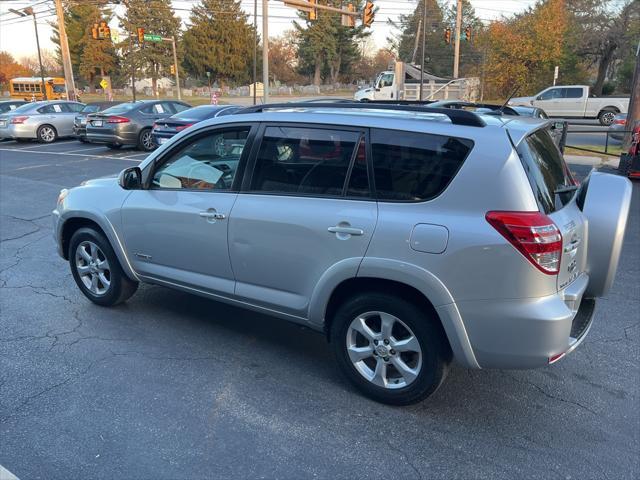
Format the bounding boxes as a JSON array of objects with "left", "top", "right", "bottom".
[
  {"left": 86, "top": 100, "right": 191, "bottom": 151},
  {"left": 0, "top": 100, "right": 28, "bottom": 114},
  {"left": 0, "top": 100, "right": 85, "bottom": 143},
  {"left": 509, "top": 105, "right": 549, "bottom": 119},
  {"left": 151, "top": 104, "right": 240, "bottom": 146},
  {"left": 73, "top": 101, "right": 123, "bottom": 142},
  {"left": 608, "top": 113, "right": 627, "bottom": 142}
]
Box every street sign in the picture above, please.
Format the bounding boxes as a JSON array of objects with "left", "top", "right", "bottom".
[
  {"left": 110, "top": 29, "right": 120, "bottom": 43},
  {"left": 143, "top": 34, "right": 162, "bottom": 42},
  {"left": 100, "top": 79, "right": 108, "bottom": 89}
]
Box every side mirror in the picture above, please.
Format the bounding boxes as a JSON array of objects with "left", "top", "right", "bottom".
[{"left": 118, "top": 166, "right": 142, "bottom": 190}]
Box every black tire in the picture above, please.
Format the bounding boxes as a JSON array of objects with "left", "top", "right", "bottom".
[
  {"left": 598, "top": 109, "right": 617, "bottom": 126},
  {"left": 69, "top": 227, "right": 138, "bottom": 306},
  {"left": 137, "top": 128, "right": 155, "bottom": 151},
  {"left": 330, "top": 292, "right": 450, "bottom": 405},
  {"left": 106, "top": 143, "right": 123, "bottom": 149},
  {"left": 37, "top": 124, "right": 57, "bottom": 143},
  {"left": 78, "top": 136, "right": 88, "bottom": 143}
]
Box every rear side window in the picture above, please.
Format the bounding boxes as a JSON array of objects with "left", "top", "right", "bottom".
[
  {"left": 564, "top": 88, "right": 583, "bottom": 99},
  {"left": 371, "top": 129, "right": 473, "bottom": 201},
  {"left": 250, "top": 126, "right": 361, "bottom": 196},
  {"left": 516, "top": 129, "right": 574, "bottom": 213},
  {"left": 82, "top": 105, "right": 100, "bottom": 113}
]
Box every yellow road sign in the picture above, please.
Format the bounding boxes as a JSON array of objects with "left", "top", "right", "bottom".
[{"left": 100, "top": 79, "right": 109, "bottom": 89}]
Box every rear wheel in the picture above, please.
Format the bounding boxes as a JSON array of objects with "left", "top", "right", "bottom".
[
  {"left": 330, "top": 292, "right": 450, "bottom": 405},
  {"left": 137, "top": 128, "right": 155, "bottom": 151},
  {"left": 69, "top": 227, "right": 138, "bottom": 306},
  {"left": 106, "top": 143, "right": 122, "bottom": 149},
  {"left": 37, "top": 124, "right": 57, "bottom": 143},
  {"left": 598, "top": 109, "right": 617, "bottom": 126}
]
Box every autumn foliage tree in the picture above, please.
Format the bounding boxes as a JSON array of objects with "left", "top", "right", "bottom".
[
  {"left": 269, "top": 33, "right": 303, "bottom": 85},
  {"left": 482, "top": 0, "right": 568, "bottom": 98},
  {"left": 0, "top": 52, "right": 32, "bottom": 88}
]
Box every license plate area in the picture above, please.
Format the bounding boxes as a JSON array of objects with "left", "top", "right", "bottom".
[{"left": 92, "top": 120, "right": 103, "bottom": 127}]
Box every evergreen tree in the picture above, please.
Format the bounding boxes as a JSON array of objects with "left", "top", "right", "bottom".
[
  {"left": 119, "top": 0, "right": 181, "bottom": 95},
  {"left": 295, "top": 0, "right": 370, "bottom": 86},
  {"left": 50, "top": 0, "right": 118, "bottom": 88},
  {"left": 182, "top": 0, "right": 256, "bottom": 85}
]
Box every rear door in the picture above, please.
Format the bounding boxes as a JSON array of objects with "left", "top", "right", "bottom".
[
  {"left": 228, "top": 123, "right": 376, "bottom": 318},
  {"left": 562, "top": 87, "right": 585, "bottom": 117},
  {"left": 515, "top": 129, "right": 587, "bottom": 291}
]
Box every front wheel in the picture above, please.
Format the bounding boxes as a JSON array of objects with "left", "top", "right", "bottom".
[
  {"left": 330, "top": 292, "right": 451, "bottom": 405},
  {"left": 598, "top": 109, "right": 617, "bottom": 126},
  {"left": 69, "top": 228, "right": 138, "bottom": 306}
]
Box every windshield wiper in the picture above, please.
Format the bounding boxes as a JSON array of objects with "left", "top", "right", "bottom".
[{"left": 555, "top": 184, "right": 578, "bottom": 194}]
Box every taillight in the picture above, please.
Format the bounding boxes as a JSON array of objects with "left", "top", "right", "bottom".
[
  {"left": 107, "top": 116, "right": 130, "bottom": 123},
  {"left": 11, "top": 116, "right": 29, "bottom": 124},
  {"left": 175, "top": 123, "right": 194, "bottom": 131},
  {"left": 486, "top": 211, "right": 562, "bottom": 275},
  {"left": 613, "top": 118, "right": 626, "bottom": 125}
]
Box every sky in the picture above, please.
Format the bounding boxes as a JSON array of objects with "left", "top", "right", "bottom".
[{"left": 0, "top": 0, "right": 539, "bottom": 60}]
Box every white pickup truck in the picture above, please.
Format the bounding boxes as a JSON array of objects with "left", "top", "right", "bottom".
[{"left": 509, "top": 85, "right": 629, "bottom": 125}]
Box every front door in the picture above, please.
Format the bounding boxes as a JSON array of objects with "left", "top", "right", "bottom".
[
  {"left": 228, "top": 124, "right": 377, "bottom": 318},
  {"left": 532, "top": 87, "right": 564, "bottom": 117},
  {"left": 376, "top": 73, "right": 395, "bottom": 100},
  {"left": 121, "top": 124, "right": 255, "bottom": 295}
]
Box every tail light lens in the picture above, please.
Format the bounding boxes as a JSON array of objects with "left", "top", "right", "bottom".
[
  {"left": 107, "top": 116, "right": 130, "bottom": 123},
  {"left": 175, "top": 123, "right": 194, "bottom": 131},
  {"left": 613, "top": 118, "right": 626, "bottom": 125},
  {"left": 11, "top": 116, "right": 29, "bottom": 124},
  {"left": 486, "top": 211, "right": 562, "bottom": 275}
]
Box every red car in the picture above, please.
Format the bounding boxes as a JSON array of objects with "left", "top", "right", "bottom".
[{"left": 619, "top": 121, "right": 640, "bottom": 179}]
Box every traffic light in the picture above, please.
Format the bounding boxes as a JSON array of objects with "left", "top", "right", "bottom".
[
  {"left": 444, "top": 27, "right": 451, "bottom": 44},
  {"left": 137, "top": 27, "right": 145, "bottom": 43},
  {"left": 464, "top": 25, "right": 472, "bottom": 42},
  {"left": 308, "top": 0, "right": 317, "bottom": 21},
  {"left": 98, "top": 21, "right": 110, "bottom": 40},
  {"left": 91, "top": 23, "right": 99, "bottom": 40},
  {"left": 363, "top": 1, "right": 374, "bottom": 28},
  {"left": 170, "top": 64, "right": 175, "bottom": 75}
]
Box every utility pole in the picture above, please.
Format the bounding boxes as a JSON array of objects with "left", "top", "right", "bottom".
[
  {"left": 411, "top": 18, "right": 422, "bottom": 65},
  {"left": 170, "top": 36, "right": 181, "bottom": 100},
  {"left": 11, "top": 8, "right": 47, "bottom": 100},
  {"left": 453, "top": 0, "right": 462, "bottom": 78},
  {"left": 262, "top": 0, "right": 269, "bottom": 103},
  {"left": 53, "top": 0, "right": 76, "bottom": 101},
  {"left": 623, "top": 41, "right": 639, "bottom": 150},
  {"left": 419, "top": 0, "right": 427, "bottom": 101},
  {"left": 128, "top": 32, "right": 136, "bottom": 101},
  {"left": 253, "top": 0, "right": 257, "bottom": 105}
]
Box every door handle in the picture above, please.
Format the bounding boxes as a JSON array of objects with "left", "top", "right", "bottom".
[
  {"left": 199, "top": 210, "right": 226, "bottom": 221},
  {"left": 328, "top": 226, "right": 364, "bottom": 236}
]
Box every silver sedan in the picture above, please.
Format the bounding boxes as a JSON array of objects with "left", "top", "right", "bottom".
[{"left": 0, "top": 100, "right": 85, "bottom": 143}]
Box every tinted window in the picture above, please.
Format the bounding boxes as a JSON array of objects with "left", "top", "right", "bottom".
[
  {"left": 101, "top": 103, "right": 138, "bottom": 115},
  {"left": 171, "top": 102, "right": 190, "bottom": 113},
  {"left": 516, "top": 129, "right": 574, "bottom": 213},
  {"left": 371, "top": 129, "right": 472, "bottom": 201},
  {"left": 172, "top": 106, "right": 220, "bottom": 121},
  {"left": 82, "top": 105, "right": 101, "bottom": 113},
  {"left": 141, "top": 103, "right": 169, "bottom": 114},
  {"left": 63, "top": 103, "right": 84, "bottom": 112},
  {"left": 52, "top": 84, "right": 66, "bottom": 93},
  {"left": 38, "top": 104, "right": 63, "bottom": 114},
  {"left": 250, "top": 126, "right": 360, "bottom": 196},
  {"left": 564, "top": 88, "right": 583, "bottom": 99},
  {"left": 152, "top": 127, "right": 250, "bottom": 190}
]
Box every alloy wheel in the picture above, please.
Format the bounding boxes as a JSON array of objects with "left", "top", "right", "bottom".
[
  {"left": 601, "top": 112, "right": 615, "bottom": 126},
  {"left": 75, "top": 241, "right": 111, "bottom": 295},
  {"left": 141, "top": 131, "right": 154, "bottom": 150},
  {"left": 346, "top": 311, "right": 423, "bottom": 389},
  {"left": 40, "top": 126, "right": 55, "bottom": 142}
]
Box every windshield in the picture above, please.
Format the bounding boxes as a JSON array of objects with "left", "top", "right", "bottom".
[
  {"left": 100, "top": 103, "right": 139, "bottom": 115},
  {"left": 517, "top": 129, "right": 575, "bottom": 213},
  {"left": 9, "top": 103, "right": 37, "bottom": 113}
]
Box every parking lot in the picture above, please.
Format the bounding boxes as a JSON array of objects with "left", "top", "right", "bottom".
[{"left": 0, "top": 139, "right": 638, "bottom": 479}]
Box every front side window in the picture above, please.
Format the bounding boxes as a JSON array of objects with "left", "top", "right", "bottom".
[
  {"left": 371, "top": 129, "right": 473, "bottom": 202},
  {"left": 539, "top": 88, "right": 561, "bottom": 100},
  {"left": 52, "top": 84, "right": 66, "bottom": 93},
  {"left": 377, "top": 73, "right": 394, "bottom": 88},
  {"left": 250, "top": 126, "right": 361, "bottom": 196},
  {"left": 152, "top": 127, "right": 250, "bottom": 190}
]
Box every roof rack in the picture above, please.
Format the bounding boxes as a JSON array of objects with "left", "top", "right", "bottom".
[{"left": 236, "top": 102, "right": 486, "bottom": 128}]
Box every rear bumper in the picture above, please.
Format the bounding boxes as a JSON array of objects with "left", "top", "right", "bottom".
[
  {"left": 73, "top": 126, "right": 87, "bottom": 138},
  {"left": 86, "top": 131, "right": 137, "bottom": 145},
  {"left": 456, "top": 273, "right": 594, "bottom": 368},
  {"left": 0, "top": 123, "right": 38, "bottom": 139}
]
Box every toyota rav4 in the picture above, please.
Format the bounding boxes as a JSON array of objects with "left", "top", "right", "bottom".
[{"left": 52, "top": 103, "right": 632, "bottom": 405}]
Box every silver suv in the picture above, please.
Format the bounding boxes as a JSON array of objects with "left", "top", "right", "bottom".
[{"left": 52, "top": 103, "right": 632, "bottom": 405}]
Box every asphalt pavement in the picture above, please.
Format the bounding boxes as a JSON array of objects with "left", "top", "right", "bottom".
[{"left": 0, "top": 139, "right": 638, "bottom": 480}]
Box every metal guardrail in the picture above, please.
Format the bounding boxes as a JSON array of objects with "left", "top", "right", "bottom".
[{"left": 564, "top": 129, "right": 632, "bottom": 157}]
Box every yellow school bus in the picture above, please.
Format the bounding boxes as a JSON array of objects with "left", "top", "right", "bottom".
[{"left": 9, "top": 77, "right": 67, "bottom": 101}]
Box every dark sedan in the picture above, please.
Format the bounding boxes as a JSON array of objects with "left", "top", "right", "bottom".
[
  {"left": 73, "top": 101, "right": 123, "bottom": 142},
  {"left": 608, "top": 113, "right": 627, "bottom": 142},
  {"left": 151, "top": 104, "right": 241, "bottom": 146},
  {"left": 85, "top": 100, "right": 191, "bottom": 151}
]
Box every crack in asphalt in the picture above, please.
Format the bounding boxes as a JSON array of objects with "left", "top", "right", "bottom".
[
  {"left": 386, "top": 440, "right": 423, "bottom": 480},
  {"left": 503, "top": 372, "right": 598, "bottom": 416},
  {"left": 0, "top": 213, "right": 50, "bottom": 243}
]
